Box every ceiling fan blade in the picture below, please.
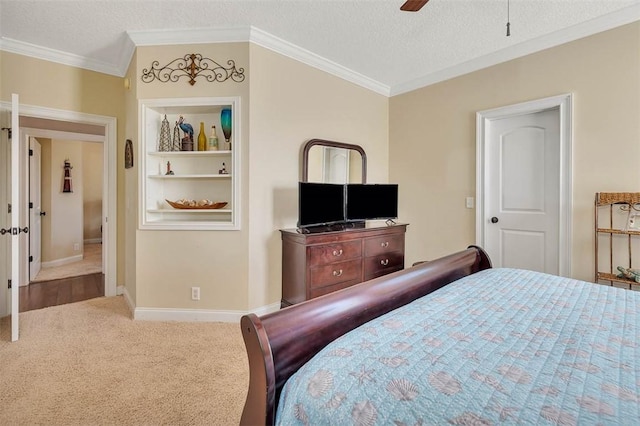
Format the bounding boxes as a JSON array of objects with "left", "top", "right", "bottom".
[{"left": 400, "top": 0, "right": 429, "bottom": 12}]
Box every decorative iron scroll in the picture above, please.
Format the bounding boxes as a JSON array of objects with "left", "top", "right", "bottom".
[{"left": 141, "top": 53, "right": 245, "bottom": 86}]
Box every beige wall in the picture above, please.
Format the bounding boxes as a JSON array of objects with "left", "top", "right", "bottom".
[
  {"left": 390, "top": 22, "right": 640, "bottom": 282},
  {"left": 247, "top": 44, "right": 389, "bottom": 309},
  {"left": 124, "top": 52, "right": 138, "bottom": 305},
  {"left": 82, "top": 142, "right": 103, "bottom": 241},
  {"left": 130, "top": 43, "right": 389, "bottom": 310},
  {"left": 133, "top": 43, "right": 251, "bottom": 310},
  {"left": 48, "top": 140, "right": 84, "bottom": 262},
  {"left": 1, "top": 51, "right": 126, "bottom": 283}
]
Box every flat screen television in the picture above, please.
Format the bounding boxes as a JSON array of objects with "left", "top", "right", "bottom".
[
  {"left": 346, "top": 183, "right": 398, "bottom": 221},
  {"left": 298, "top": 182, "right": 346, "bottom": 228}
]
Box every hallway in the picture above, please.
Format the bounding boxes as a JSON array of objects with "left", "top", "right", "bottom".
[
  {"left": 21, "top": 243, "right": 104, "bottom": 312},
  {"left": 20, "top": 273, "right": 104, "bottom": 312}
]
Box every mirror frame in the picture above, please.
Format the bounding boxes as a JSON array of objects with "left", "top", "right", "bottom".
[{"left": 301, "top": 138, "right": 367, "bottom": 183}]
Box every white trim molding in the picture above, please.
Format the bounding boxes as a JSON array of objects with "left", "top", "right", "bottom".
[
  {"left": 41, "top": 254, "right": 83, "bottom": 269},
  {"left": 0, "top": 37, "right": 129, "bottom": 77},
  {"left": 133, "top": 302, "right": 280, "bottom": 323}
]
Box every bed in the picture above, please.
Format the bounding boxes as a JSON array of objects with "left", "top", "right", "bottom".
[{"left": 240, "top": 246, "right": 639, "bottom": 425}]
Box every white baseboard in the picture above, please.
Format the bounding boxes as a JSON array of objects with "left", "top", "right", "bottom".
[
  {"left": 248, "top": 302, "right": 281, "bottom": 317},
  {"left": 129, "top": 301, "right": 281, "bottom": 323},
  {"left": 115, "top": 285, "right": 281, "bottom": 323},
  {"left": 41, "top": 254, "right": 83, "bottom": 269}
]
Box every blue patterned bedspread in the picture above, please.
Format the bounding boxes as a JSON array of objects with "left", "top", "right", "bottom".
[{"left": 276, "top": 268, "right": 640, "bottom": 425}]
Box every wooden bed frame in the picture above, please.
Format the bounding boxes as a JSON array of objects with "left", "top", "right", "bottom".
[{"left": 240, "top": 245, "right": 492, "bottom": 425}]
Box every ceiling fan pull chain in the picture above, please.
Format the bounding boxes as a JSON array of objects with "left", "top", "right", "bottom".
[{"left": 506, "top": 0, "right": 511, "bottom": 37}]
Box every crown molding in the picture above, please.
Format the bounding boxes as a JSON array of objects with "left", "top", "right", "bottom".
[
  {"left": 248, "top": 26, "right": 390, "bottom": 96},
  {"left": 2, "top": 4, "right": 638, "bottom": 97},
  {"left": 390, "top": 4, "right": 640, "bottom": 96},
  {"left": 128, "top": 25, "right": 390, "bottom": 96},
  {"left": 127, "top": 26, "right": 251, "bottom": 46},
  {"left": 0, "top": 37, "right": 127, "bottom": 77}
]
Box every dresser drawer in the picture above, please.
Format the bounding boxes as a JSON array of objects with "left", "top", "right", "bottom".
[
  {"left": 364, "top": 252, "right": 404, "bottom": 281},
  {"left": 308, "top": 241, "right": 362, "bottom": 266},
  {"left": 310, "top": 259, "right": 361, "bottom": 289},
  {"left": 310, "top": 279, "right": 361, "bottom": 299},
  {"left": 364, "top": 234, "right": 404, "bottom": 257}
]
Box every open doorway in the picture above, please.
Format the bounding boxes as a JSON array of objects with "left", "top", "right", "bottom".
[
  {"left": 14, "top": 105, "right": 116, "bottom": 303},
  {"left": 20, "top": 128, "right": 106, "bottom": 311},
  {"left": 1, "top": 99, "right": 116, "bottom": 322},
  {"left": 30, "top": 138, "right": 103, "bottom": 274}
]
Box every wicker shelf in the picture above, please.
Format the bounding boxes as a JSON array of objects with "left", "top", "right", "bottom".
[
  {"left": 596, "top": 228, "right": 640, "bottom": 236},
  {"left": 595, "top": 192, "right": 640, "bottom": 290},
  {"left": 596, "top": 272, "right": 638, "bottom": 286}
]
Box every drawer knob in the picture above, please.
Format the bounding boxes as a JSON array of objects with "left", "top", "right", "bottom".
[
  {"left": 333, "top": 269, "right": 343, "bottom": 277},
  {"left": 380, "top": 241, "right": 389, "bottom": 248},
  {"left": 332, "top": 249, "right": 343, "bottom": 257},
  {"left": 380, "top": 259, "right": 389, "bottom": 266}
]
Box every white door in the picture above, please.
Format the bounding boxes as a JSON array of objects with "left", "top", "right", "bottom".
[
  {"left": 483, "top": 108, "right": 561, "bottom": 274},
  {"left": 29, "top": 137, "right": 42, "bottom": 280}
]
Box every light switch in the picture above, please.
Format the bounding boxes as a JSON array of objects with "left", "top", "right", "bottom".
[{"left": 465, "top": 197, "right": 474, "bottom": 209}]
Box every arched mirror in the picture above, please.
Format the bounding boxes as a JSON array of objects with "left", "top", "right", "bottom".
[{"left": 301, "top": 139, "right": 367, "bottom": 184}]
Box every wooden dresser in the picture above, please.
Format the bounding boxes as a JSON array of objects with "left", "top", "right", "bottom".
[{"left": 280, "top": 224, "right": 408, "bottom": 307}]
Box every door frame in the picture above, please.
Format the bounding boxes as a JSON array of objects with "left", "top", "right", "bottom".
[
  {"left": 475, "top": 93, "right": 573, "bottom": 277},
  {"left": 0, "top": 100, "right": 117, "bottom": 297}
]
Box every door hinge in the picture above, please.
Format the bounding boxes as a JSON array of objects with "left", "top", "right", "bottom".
[
  {"left": 8, "top": 203, "right": 11, "bottom": 214},
  {"left": 29, "top": 255, "right": 33, "bottom": 262},
  {"left": 29, "top": 149, "right": 33, "bottom": 156},
  {"left": 8, "top": 279, "right": 11, "bottom": 289},
  {"left": 1, "top": 127, "right": 11, "bottom": 140},
  {"left": 29, "top": 202, "right": 33, "bottom": 209}
]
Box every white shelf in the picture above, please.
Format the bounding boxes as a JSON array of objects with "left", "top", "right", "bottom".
[
  {"left": 139, "top": 97, "right": 241, "bottom": 230},
  {"left": 148, "top": 208, "right": 232, "bottom": 214},
  {"left": 149, "top": 150, "right": 231, "bottom": 157},
  {"left": 148, "top": 174, "right": 231, "bottom": 179}
]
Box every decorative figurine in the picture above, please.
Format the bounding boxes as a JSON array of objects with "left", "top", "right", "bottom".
[
  {"left": 63, "top": 159, "right": 73, "bottom": 192},
  {"left": 177, "top": 115, "right": 194, "bottom": 151},
  {"left": 172, "top": 121, "right": 181, "bottom": 151},
  {"left": 165, "top": 161, "right": 174, "bottom": 175},
  {"left": 158, "top": 115, "right": 172, "bottom": 151}
]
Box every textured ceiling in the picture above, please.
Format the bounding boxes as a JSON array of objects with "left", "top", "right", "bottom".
[{"left": 1, "top": 0, "right": 639, "bottom": 94}]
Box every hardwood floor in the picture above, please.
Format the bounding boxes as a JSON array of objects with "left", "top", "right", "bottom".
[{"left": 19, "top": 273, "right": 105, "bottom": 313}]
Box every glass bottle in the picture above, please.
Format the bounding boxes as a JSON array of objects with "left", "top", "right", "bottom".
[
  {"left": 208, "top": 125, "right": 219, "bottom": 151},
  {"left": 197, "top": 122, "right": 207, "bottom": 151}
]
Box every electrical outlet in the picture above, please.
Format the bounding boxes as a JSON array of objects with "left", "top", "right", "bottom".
[
  {"left": 73, "top": 243, "right": 80, "bottom": 251},
  {"left": 191, "top": 287, "right": 200, "bottom": 301}
]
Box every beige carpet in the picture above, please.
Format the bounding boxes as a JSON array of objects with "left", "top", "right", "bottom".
[
  {"left": 32, "top": 243, "right": 103, "bottom": 282},
  {"left": 0, "top": 296, "right": 249, "bottom": 425}
]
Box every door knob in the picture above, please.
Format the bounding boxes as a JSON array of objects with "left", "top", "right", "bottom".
[
  {"left": 40, "top": 211, "right": 46, "bottom": 216},
  {"left": 491, "top": 217, "right": 499, "bottom": 223}
]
